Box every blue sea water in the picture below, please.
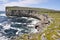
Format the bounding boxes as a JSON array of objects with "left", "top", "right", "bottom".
[{"left": 0, "top": 12, "right": 40, "bottom": 40}]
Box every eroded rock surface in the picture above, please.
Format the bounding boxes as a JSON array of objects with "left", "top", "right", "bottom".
[{"left": 9, "top": 14, "right": 53, "bottom": 40}]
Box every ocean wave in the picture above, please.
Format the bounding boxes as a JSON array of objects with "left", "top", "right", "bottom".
[
  {"left": 0, "top": 14, "right": 6, "bottom": 16},
  {"left": 0, "top": 13, "right": 40, "bottom": 40}
]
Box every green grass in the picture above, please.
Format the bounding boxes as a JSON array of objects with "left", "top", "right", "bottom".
[{"left": 40, "top": 13, "right": 60, "bottom": 40}]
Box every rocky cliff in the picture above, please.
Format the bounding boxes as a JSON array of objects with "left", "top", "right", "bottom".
[{"left": 6, "top": 7, "right": 53, "bottom": 33}]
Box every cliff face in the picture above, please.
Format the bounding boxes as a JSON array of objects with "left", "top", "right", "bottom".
[
  {"left": 6, "top": 7, "right": 53, "bottom": 33},
  {"left": 5, "top": 7, "right": 53, "bottom": 40},
  {"left": 6, "top": 7, "right": 41, "bottom": 20}
]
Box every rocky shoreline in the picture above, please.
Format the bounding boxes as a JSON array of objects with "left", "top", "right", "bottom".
[
  {"left": 5, "top": 8, "right": 53, "bottom": 40},
  {"left": 8, "top": 14, "right": 53, "bottom": 40}
]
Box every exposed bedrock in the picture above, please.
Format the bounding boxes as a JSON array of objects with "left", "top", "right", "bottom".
[{"left": 6, "top": 10, "right": 53, "bottom": 33}]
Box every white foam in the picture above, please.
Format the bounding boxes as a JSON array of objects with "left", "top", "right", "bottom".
[
  {"left": 0, "top": 14, "right": 6, "bottom": 16},
  {"left": 27, "top": 24, "right": 34, "bottom": 27},
  {"left": 10, "top": 27, "right": 23, "bottom": 31},
  {"left": 30, "top": 28, "right": 38, "bottom": 33},
  {"left": 28, "top": 18, "right": 34, "bottom": 20},
  {"left": 31, "top": 20, "right": 39, "bottom": 25},
  {"left": 3, "top": 24, "right": 11, "bottom": 29},
  {"left": 0, "top": 23, "right": 2, "bottom": 25},
  {"left": 0, "top": 36, "right": 9, "bottom": 40},
  {"left": 0, "top": 16, "right": 40, "bottom": 40},
  {"left": 14, "top": 22, "right": 22, "bottom": 24},
  {"left": 21, "top": 17, "right": 28, "bottom": 19}
]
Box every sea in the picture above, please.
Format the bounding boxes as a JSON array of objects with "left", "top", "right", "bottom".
[{"left": 0, "top": 12, "right": 40, "bottom": 40}]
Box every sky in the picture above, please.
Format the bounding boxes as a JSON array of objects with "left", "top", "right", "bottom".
[{"left": 0, "top": 0, "right": 60, "bottom": 11}]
